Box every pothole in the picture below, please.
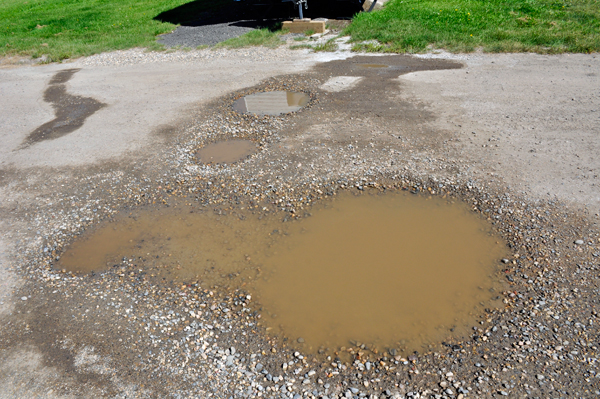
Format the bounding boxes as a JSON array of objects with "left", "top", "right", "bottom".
[
  {"left": 195, "top": 139, "right": 257, "bottom": 164},
  {"left": 56, "top": 190, "right": 506, "bottom": 358},
  {"left": 232, "top": 91, "right": 309, "bottom": 116},
  {"left": 254, "top": 191, "right": 507, "bottom": 357}
]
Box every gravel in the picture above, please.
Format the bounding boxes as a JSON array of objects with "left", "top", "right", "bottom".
[
  {"left": 78, "top": 46, "right": 309, "bottom": 68},
  {"left": 157, "top": 23, "right": 258, "bottom": 48},
  {"left": 1, "top": 50, "right": 599, "bottom": 398}
]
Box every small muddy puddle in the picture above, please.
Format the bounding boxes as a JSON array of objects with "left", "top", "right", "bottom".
[
  {"left": 233, "top": 91, "right": 309, "bottom": 116},
  {"left": 195, "top": 139, "right": 257, "bottom": 164},
  {"left": 57, "top": 191, "right": 506, "bottom": 356}
]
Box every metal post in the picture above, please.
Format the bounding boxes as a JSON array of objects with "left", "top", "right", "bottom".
[
  {"left": 367, "top": 0, "right": 378, "bottom": 12},
  {"left": 294, "top": 0, "right": 307, "bottom": 19}
]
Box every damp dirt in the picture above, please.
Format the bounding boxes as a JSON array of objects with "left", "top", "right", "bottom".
[
  {"left": 57, "top": 190, "right": 506, "bottom": 357},
  {"left": 20, "top": 68, "right": 106, "bottom": 149},
  {"left": 360, "top": 64, "right": 389, "bottom": 68},
  {"left": 232, "top": 91, "right": 309, "bottom": 116},
  {"left": 195, "top": 139, "right": 257, "bottom": 164}
]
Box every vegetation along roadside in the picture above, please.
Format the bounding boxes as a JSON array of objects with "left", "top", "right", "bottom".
[
  {"left": 1, "top": 0, "right": 598, "bottom": 62},
  {"left": 346, "top": 0, "right": 600, "bottom": 53}
]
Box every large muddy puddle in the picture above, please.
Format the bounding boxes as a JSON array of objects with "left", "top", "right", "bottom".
[{"left": 57, "top": 191, "right": 506, "bottom": 356}]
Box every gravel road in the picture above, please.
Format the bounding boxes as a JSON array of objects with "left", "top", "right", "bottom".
[{"left": 0, "top": 44, "right": 599, "bottom": 399}]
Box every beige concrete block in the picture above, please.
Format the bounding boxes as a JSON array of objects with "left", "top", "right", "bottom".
[{"left": 282, "top": 20, "right": 326, "bottom": 34}]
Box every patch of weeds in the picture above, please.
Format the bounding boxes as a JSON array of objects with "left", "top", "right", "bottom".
[
  {"left": 289, "top": 44, "right": 314, "bottom": 50},
  {"left": 36, "top": 55, "right": 52, "bottom": 64},
  {"left": 196, "top": 44, "right": 209, "bottom": 50},
  {"left": 351, "top": 42, "right": 387, "bottom": 52},
  {"left": 294, "top": 36, "right": 308, "bottom": 42},
  {"left": 216, "top": 29, "right": 282, "bottom": 49},
  {"left": 304, "top": 29, "right": 315, "bottom": 36},
  {"left": 313, "top": 39, "right": 338, "bottom": 52},
  {"left": 164, "top": 45, "right": 185, "bottom": 52},
  {"left": 146, "top": 42, "right": 166, "bottom": 52}
]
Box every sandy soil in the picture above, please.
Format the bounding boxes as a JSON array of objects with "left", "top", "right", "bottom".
[{"left": 0, "top": 46, "right": 599, "bottom": 398}]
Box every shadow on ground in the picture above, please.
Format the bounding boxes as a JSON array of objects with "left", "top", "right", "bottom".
[{"left": 154, "top": 0, "right": 364, "bottom": 28}]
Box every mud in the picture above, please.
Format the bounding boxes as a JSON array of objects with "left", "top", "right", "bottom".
[
  {"left": 360, "top": 64, "right": 389, "bottom": 69},
  {"left": 195, "top": 139, "right": 258, "bottom": 164},
  {"left": 57, "top": 201, "right": 278, "bottom": 284},
  {"left": 56, "top": 190, "right": 507, "bottom": 358},
  {"left": 21, "top": 69, "right": 106, "bottom": 148}
]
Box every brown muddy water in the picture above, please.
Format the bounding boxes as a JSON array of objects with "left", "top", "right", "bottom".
[
  {"left": 195, "top": 139, "right": 257, "bottom": 164},
  {"left": 57, "top": 191, "right": 506, "bottom": 356},
  {"left": 232, "top": 91, "right": 310, "bottom": 116}
]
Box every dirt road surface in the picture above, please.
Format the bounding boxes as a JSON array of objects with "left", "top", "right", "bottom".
[{"left": 0, "top": 45, "right": 599, "bottom": 398}]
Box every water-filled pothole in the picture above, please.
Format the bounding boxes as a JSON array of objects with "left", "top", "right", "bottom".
[
  {"left": 232, "top": 91, "right": 309, "bottom": 116},
  {"left": 254, "top": 192, "right": 506, "bottom": 356},
  {"left": 57, "top": 190, "right": 506, "bottom": 356},
  {"left": 195, "top": 139, "right": 257, "bottom": 164}
]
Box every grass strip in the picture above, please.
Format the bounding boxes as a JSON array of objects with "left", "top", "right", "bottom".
[
  {"left": 215, "top": 28, "right": 282, "bottom": 49},
  {"left": 0, "top": 0, "right": 228, "bottom": 62},
  {"left": 345, "top": 0, "right": 600, "bottom": 53}
]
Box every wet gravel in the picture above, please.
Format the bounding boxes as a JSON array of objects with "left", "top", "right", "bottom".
[{"left": 1, "top": 53, "right": 600, "bottom": 399}]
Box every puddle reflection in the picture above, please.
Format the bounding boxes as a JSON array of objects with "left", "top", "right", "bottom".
[{"left": 233, "top": 91, "right": 309, "bottom": 116}]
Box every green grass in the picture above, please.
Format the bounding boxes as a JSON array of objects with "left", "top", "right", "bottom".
[
  {"left": 215, "top": 28, "right": 282, "bottom": 49},
  {"left": 0, "top": 0, "right": 228, "bottom": 61},
  {"left": 345, "top": 0, "right": 600, "bottom": 53},
  {"left": 290, "top": 43, "right": 314, "bottom": 50}
]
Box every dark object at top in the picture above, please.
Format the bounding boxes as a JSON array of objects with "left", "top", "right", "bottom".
[{"left": 234, "top": 0, "right": 366, "bottom": 20}]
